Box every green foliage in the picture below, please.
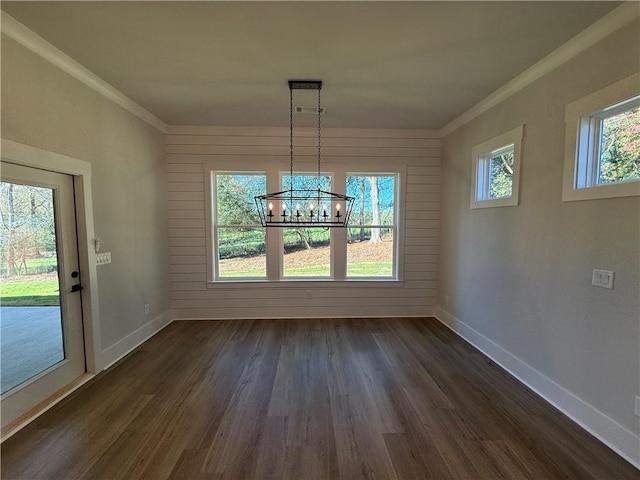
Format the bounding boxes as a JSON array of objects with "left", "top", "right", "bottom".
[
  {"left": 283, "top": 228, "right": 330, "bottom": 252},
  {"left": 489, "top": 152, "right": 514, "bottom": 199},
  {"left": 218, "top": 240, "right": 266, "bottom": 259},
  {"left": 216, "top": 174, "right": 265, "bottom": 225},
  {"left": 0, "top": 182, "right": 57, "bottom": 276},
  {"left": 347, "top": 228, "right": 392, "bottom": 243},
  {"left": 599, "top": 107, "right": 640, "bottom": 184},
  {"left": 218, "top": 227, "right": 265, "bottom": 259}
]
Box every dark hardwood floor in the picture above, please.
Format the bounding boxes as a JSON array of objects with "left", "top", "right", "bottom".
[{"left": 1, "top": 318, "right": 637, "bottom": 479}]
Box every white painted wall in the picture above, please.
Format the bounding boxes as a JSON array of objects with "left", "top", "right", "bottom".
[
  {"left": 1, "top": 35, "right": 172, "bottom": 361},
  {"left": 166, "top": 126, "right": 440, "bottom": 319},
  {"left": 439, "top": 19, "right": 640, "bottom": 463}
]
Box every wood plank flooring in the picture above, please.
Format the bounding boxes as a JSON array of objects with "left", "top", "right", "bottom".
[{"left": 1, "top": 318, "right": 637, "bottom": 479}]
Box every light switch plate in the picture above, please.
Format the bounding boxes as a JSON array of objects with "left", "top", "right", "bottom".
[
  {"left": 96, "top": 252, "right": 111, "bottom": 266},
  {"left": 592, "top": 269, "right": 614, "bottom": 289}
]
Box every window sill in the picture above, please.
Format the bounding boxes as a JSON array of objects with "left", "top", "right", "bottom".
[
  {"left": 207, "top": 279, "right": 404, "bottom": 289},
  {"left": 470, "top": 195, "right": 519, "bottom": 209},
  {"left": 562, "top": 179, "right": 640, "bottom": 202}
]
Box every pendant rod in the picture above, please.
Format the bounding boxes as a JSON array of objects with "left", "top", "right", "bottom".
[{"left": 289, "top": 83, "right": 294, "bottom": 208}]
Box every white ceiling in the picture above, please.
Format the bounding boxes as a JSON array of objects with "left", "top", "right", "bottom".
[{"left": 1, "top": 1, "right": 620, "bottom": 129}]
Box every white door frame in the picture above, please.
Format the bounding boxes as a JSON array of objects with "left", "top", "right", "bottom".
[{"left": 1, "top": 139, "right": 102, "bottom": 375}]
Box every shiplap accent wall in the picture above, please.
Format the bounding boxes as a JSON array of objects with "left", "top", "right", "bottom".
[{"left": 166, "top": 126, "right": 440, "bottom": 320}]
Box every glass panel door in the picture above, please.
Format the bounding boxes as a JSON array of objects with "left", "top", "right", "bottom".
[
  {"left": 0, "top": 182, "right": 65, "bottom": 393},
  {"left": 0, "top": 162, "right": 85, "bottom": 431}
]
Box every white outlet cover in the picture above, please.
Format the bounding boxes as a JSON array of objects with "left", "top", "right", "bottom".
[
  {"left": 96, "top": 252, "right": 112, "bottom": 266},
  {"left": 592, "top": 269, "right": 614, "bottom": 289},
  {"left": 635, "top": 396, "right": 640, "bottom": 417}
]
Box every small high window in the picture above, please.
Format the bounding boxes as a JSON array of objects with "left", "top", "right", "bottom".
[
  {"left": 563, "top": 74, "right": 640, "bottom": 201},
  {"left": 575, "top": 98, "right": 640, "bottom": 189},
  {"left": 471, "top": 126, "right": 523, "bottom": 209}
]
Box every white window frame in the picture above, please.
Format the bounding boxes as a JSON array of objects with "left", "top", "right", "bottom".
[
  {"left": 279, "top": 171, "right": 334, "bottom": 280},
  {"left": 563, "top": 73, "right": 640, "bottom": 202},
  {"left": 205, "top": 157, "right": 405, "bottom": 285},
  {"left": 346, "top": 173, "right": 399, "bottom": 280},
  {"left": 210, "top": 171, "right": 267, "bottom": 282},
  {"left": 470, "top": 125, "right": 524, "bottom": 209}
]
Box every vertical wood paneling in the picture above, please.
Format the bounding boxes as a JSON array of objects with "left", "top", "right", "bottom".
[{"left": 166, "top": 127, "right": 440, "bottom": 319}]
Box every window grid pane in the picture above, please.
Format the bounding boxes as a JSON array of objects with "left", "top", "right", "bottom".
[
  {"left": 347, "top": 175, "right": 396, "bottom": 226},
  {"left": 488, "top": 148, "right": 514, "bottom": 199},
  {"left": 216, "top": 174, "right": 266, "bottom": 226},
  {"left": 347, "top": 227, "right": 394, "bottom": 277},
  {"left": 597, "top": 106, "right": 640, "bottom": 185},
  {"left": 282, "top": 228, "right": 331, "bottom": 277},
  {"left": 217, "top": 227, "right": 266, "bottom": 278}
]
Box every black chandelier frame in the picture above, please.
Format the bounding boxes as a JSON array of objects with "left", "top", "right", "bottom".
[{"left": 254, "top": 80, "right": 354, "bottom": 228}]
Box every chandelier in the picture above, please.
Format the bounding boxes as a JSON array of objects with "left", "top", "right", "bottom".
[{"left": 254, "top": 80, "right": 354, "bottom": 228}]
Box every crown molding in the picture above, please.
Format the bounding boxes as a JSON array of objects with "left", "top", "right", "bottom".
[
  {"left": 1, "top": 11, "right": 168, "bottom": 133},
  {"left": 438, "top": 1, "right": 640, "bottom": 138},
  {"left": 166, "top": 125, "right": 440, "bottom": 139}
]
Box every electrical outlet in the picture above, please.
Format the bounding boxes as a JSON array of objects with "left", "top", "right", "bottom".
[
  {"left": 635, "top": 396, "right": 640, "bottom": 417},
  {"left": 305, "top": 290, "right": 312, "bottom": 299},
  {"left": 144, "top": 304, "right": 150, "bottom": 315},
  {"left": 445, "top": 295, "right": 450, "bottom": 305},
  {"left": 591, "top": 269, "right": 614, "bottom": 289}
]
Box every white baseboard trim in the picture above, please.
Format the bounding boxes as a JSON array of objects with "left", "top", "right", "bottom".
[
  {"left": 173, "top": 308, "right": 437, "bottom": 322},
  {"left": 99, "top": 309, "right": 174, "bottom": 371},
  {"left": 433, "top": 306, "right": 640, "bottom": 469}
]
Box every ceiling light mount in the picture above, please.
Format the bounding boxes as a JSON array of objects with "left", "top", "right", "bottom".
[
  {"left": 288, "top": 80, "right": 322, "bottom": 90},
  {"left": 255, "top": 80, "right": 354, "bottom": 228}
]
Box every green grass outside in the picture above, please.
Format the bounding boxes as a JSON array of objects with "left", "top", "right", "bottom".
[
  {"left": 0, "top": 279, "right": 60, "bottom": 306},
  {"left": 346, "top": 262, "right": 393, "bottom": 277},
  {"left": 220, "top": 262, "right": 391, "bottom": 278}
]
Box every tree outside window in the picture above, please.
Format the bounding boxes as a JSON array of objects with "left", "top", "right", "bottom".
[
  {"left": 598, "top": 106, "right": 640, "bottom": 184},
  {"left": 346, "top": 175, "right": 396, "bottom": 278},
  {"left": 281, "top": 174, "right": 332, "bottom": 277},
  {"left": 214, "top": 173, "right": 266, "bottom": 279}
]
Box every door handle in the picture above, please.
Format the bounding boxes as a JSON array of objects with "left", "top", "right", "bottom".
[{"left": 71, "top": 284, "right": 83, "bottom": 293}]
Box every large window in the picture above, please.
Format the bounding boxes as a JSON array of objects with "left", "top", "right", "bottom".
[
  {"left": 563, "top": 73, "right": 640, "bottom": 201},
  {"left": 208, "top": 162, "right": 403, "bottom": 283},
  {"left": 346, "top": 175, "right": 397, "bottom": 278},
  {"left": 281, "top": 174, "right": 332, "bottom": 278},
  {"left": 212, "top": 173, "right": 266, "bottom": 280}
]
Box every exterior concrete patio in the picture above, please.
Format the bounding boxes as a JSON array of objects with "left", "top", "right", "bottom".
[{"left": 1, "top": 307, "right": 64, "bottom": 394}]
